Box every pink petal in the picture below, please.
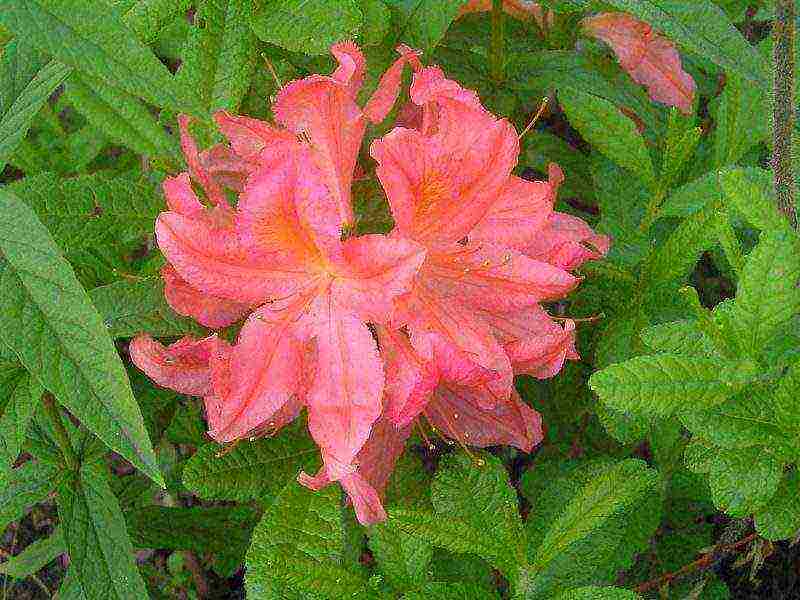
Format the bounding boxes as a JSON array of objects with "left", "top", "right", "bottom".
[
  {"left": 129, "top": 334, "right": 217, "bottom": 396},
  {"left": 340, "top": 472, "right": 387, "bottom": 525},
  {"left": 213, "top": 111, "right": 299, "bottom": 165},
  {"left": 178, "top": 114, "right": 227, "bottom": 206},
  {"left": 377, "top": 327, "right": 438, "bottom": 427},
  {"left": 236, "top": 153, "right": 342, "bottom": 264},
  {"left": 330, "top": 234, "right": 426, "bottom": 324},
  {"left": 272, "top": 46, "right": 367, "bottom": 227},
  {"left": 161, "top": 264, "right": 249, "bottom": 329},
  {"left": 370, "top": 114, "right": 518, "bottom": 244},
  {"left": 480, "top": 305, "right": 579, "bottom": 378},
  {"left": 425, "top": 242, "right": 580, "bottom": 312},
  {"left": 354, "top": 418, "right": 413, "bottom": 500},
  {"left": 583, "top": 12, "right": 696, "bottom": 114},
  {"left": 205, "top": 303, "right": 306, "bottom": 442},
  {"left": 305, "top": 304, "right": 384, "bottom": 482},
  {"left": 330, "top": 41, "right": 366, "bottom": 95},
  {"left": 297, "top": 467, "right": 388, "bottom": 526},
  {"left": 163, "top": 173, "right": 205, "bottom": 218},
  {"left": 458, "top": 0, "right": 553, "bottom": 27},
  {"left": 395, "top": 284, "right": 513, "bottom": 405},
  {"left": 470, "top": 165, "right": 563, "bottom": 249},
  {"left": 425, "top": 388, "right": 543, "bottom": 452},
  {"left": 156, "top": 211, "right": 309, "bottom": 305},
  {"left": 521, "top": 212, "right": 610, "bottom": 271},
  {"left": 199, "top": 144, "right": 254, "bottom": 193},
  {"left": 362, "top": 46, "right": 419, "bottom": 123},
  {"left": 394, "top": 100, "right": 424, "bottom": 130}
]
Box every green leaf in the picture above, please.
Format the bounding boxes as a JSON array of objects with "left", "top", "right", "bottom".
[
  {"left": 386, "top": 508, "right": 510, "bottom": 577},
  {"left": 387, "top": 0, "right": 464, "bottom": 56},
  {"left": 0, "top": 190, "right": 162, "bottom": 485},
  {"left": 0, "top": 361, "right": 25, "bottom": 409},
  {"left": 604, "top": 0, "right": 768, "bottom": 88},
  {"left": 0, "top": 528, "right": 64, "bottom": 578},
  {"left": 250, "top": 0, "right": 363, "bottom": 56},
  {"left": 8, "top": 172, "right": 161, "bottom": 287},
  {"left": 679, "top": 387, "right": 795, "bottom": 462},
  {"left": 754, "top": 471, "right": 800, "bottom": 541},
  {"left": 0, "top": 461, "right": 59, "bottom": 533},
  {"left": 431, "top": 453, "right": 525, "bottom": 578},
  {"left": 640, "top": 320, "right": 716, "bottom": 356},
  {"left": 707, "top": 447, "right": 782, "bottom": 517},
  {"left": 402, "top": 582, "right": 501, "bottom": 600},
  {"left": 210, "top": 0, "right": 257, "bottom": 114},
  {"left": 369, "top": 524, "right": 433, "bottom": 592},
  {"left": 427, "top": 550, "right": 496, "bottom": 594},
  {"left": 122, "top": 0, "right": 192, "bottom": 44},
  {"left": 90, "top": 278, "right": 204, "bottom": 339},
  {"left": 164, "top": 0, "right": 255, "bottom": 120},
  {"left": 0, "top": 58, "right": 71, "bottom": 171},
  {"left": 164, "top": 400, "right": 207, "bottom": 446},
  {"left": 511, "top": 51, "right": 665, "bottom": 136},
  {"left": 56, "top": 462, "right": 149, "bottom": 600},
  {"left": 590, "top": 155, "right": 649, "bottom": 267},
  {"left": 0, "top": 372, "right": 42, "bottom": 468},
  {"left": 643, "top": 201, "right": 719, "bottom": 285},
  {"left": 553, "top": 587, "right": 641, "bottom": 600},
  {"left": 521, "top": 131, "right": 596, "bottom": 204},
  {"left": 129, "top": 368, "right": 179, "bottom": 444},
  {"left": 718, "top": 168, "right": 787, "bottom": 232},
  {"left": 245, "top": 480, "right": 368, "bottom": 598},
  {"left": 712, "top": 73, "right": 769, "bottom": 168},
  {"left": 126, "top": 505, "right": 259, "bottom": 577},
  {"left": 0, "top": 39, "right": 48, "bottom": 117},
  {"left": 385, "top": 452, "right": 525, "bottom": 587},
  {"left": 660, "top": 109, "right": 701, "bottom": 190},
  {"left": 64, "top": 72, "right": 179, "bottom": 159},
  {"left": 182, "top": 426, "right": 318, "bottom": 502},
  {"left": 559, "top": 87, "right": 655, "bottom": 188},
  {"left": 684, "top": 439, "right": 716, "bottom": 474},
  {"left": 358, "top": 0, "right": 391, "bottom": 46},
  {"left": 64, "top": 124, "right": 107, "bottom": 172},
  {"left": 658, "top": 170, "right": 723, "bottom": 218},
  {"left": 521, "top": 459, "right": 660, "bottom": 599},
  {"left": 731, "top": 231, "right": 800, "bottom": 353},
  {"left": 589, "top": 354, "right": 759, "bottom": 418},
  {"left": 0, "top": 0, "right": 204, "bottom": 115},
  {"left": 56, "top": 570, "right": 85, "bottom": 600},
  {"left": 774, "top": 358, "right": 800, "bottom": 434}
]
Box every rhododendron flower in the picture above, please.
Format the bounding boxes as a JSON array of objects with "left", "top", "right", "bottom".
[
  {"left": 132, "top": 43, "right": 426, "bottom": 525},
  {"left": 370, "top": 59, "right": 607, "bottom": 407},
  {"left": 356, "top": 53, "right": 607, "bottom": 500},
  {"left": 131, "top": 41, "right": 607, "bottom": 526},
  {"left": 583, "top": 12, "right": 696, "bottom": 115}
]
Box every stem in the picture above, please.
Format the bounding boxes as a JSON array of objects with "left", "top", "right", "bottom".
[
  {"left": 490, "top": 0, "right": 505, "bottom": 84},
  {"left": 41, "top": 394, "right": 79, "bottom": 471},
  {"left": 635, "top": 532, "right": 758, "bottom": 594},
  {"left": 774, "top": 0, "right": 797, "bottom": 228}
]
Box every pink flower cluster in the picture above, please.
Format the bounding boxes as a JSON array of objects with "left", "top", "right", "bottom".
[{"left": 131, "top": 43, "right": 609, "bottom": 524}]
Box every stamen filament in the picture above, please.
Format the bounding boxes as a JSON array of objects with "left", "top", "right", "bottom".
[{"left": 518, "top": 96, "right": 550, "bottom": 139}]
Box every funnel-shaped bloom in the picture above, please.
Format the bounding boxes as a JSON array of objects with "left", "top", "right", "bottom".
[
  {"left": 583, "top": 12, "right": 696, "bottom": 115},
  {"left": 370, "top": 63, "right": 602, "bottom": 414},
  {"left": 131, "top": 42, "right": 427, "bottom": 525},
  {"left": 153, "top": 150, "right": 424, "bottom": 514}
]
